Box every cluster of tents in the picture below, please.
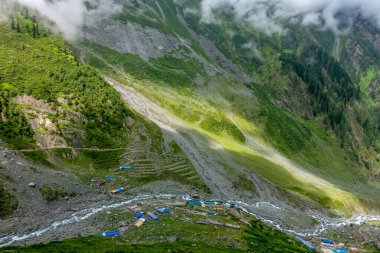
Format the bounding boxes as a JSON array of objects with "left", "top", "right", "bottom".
[
  {"left": 320, "top": 239, "right": 349, "bottom": 253},
  {"left": 99, "top": 207, "right": 172, "bottom": 237},
  {"left": 133, "top": 211, "right": 159, "bottom": 227},
  {"left": 106, "top": 165, "right": 136, "bottom": 194},
  {"left": 187, "top": 200, "right": 236, "bottom": 208},
  {"left": 296, "top": 237, "right": 349, "bottom": 253},
  {"left": 133, "top": 208, "right": 171, "bottom": 223}
]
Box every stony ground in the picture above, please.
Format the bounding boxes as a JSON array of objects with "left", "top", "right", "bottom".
[{"left": 0, "top": 138, "right": 205, "bottom": 246}]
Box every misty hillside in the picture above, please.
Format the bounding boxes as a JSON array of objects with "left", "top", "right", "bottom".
[{"left": 0, "top": 0, "right": 380, "bottom": 252}]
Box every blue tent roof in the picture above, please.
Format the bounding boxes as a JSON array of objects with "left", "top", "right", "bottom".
[
  {"left": 322, "top": 239, "right": 335, "bottom": 245},
  {"left": 296, "top": 236, "right": 315, "bottom": 251},
  {"left": 99, "top": 231, "right": 120, "bottom": 237},
  {"left": 205, "top": 201, "right": 223, "bottom": 205},
  {"left": 106, "top": 176, "right": 114, "bottom": 180},
  {"left": 111, "top": 187, "right": 125, "bottom": 194},
  {"left": 156, "top": 208, "right": 171, "bottom": 213},
  {"left": 332, "top": 248, "right": 348, "bottom": 253},
  {"left": 120, "top": 166, "right": 134, "bottom": 170},
  {"left": 148, "top": 212, "right": 158, "bottom": 221},
  {"left": 187, "top": 200, "right": 202, "bottom": 206},
  {"left": 134, "top": 212, "right": 145, "bottom": 219},
  {"left": 223, "top": 202, "right": 236, "bottom": 208}
]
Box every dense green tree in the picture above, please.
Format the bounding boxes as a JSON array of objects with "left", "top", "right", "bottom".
[
  {"left": 0, "top": 13, "right": 133, "bottom": 148},
  {"left": 280, "top": 45, "right": 362, "bottom": 143}
]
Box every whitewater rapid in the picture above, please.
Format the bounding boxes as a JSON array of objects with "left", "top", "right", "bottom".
[
  {"left": 1, "top": 194, "right": 379, "bottom": 247},
  {"left": 236, "top": 201, "right": 380, "bottom": 236}
]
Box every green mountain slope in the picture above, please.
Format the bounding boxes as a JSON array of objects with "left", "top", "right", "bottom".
[
  {"left": 0, "top": 10, "right": 207, "bottom": 193},
  {"left": 77, "top": 0, "right": 380, "bottom": 213},
  {"left": 0, "top": 2, "right": 380, "bottom": 252}
]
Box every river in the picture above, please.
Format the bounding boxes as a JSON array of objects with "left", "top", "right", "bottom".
[{"left": 1, "top": 194, "right": 379, "bottom": 247}]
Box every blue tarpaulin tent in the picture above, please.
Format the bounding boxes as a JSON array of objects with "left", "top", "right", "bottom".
[
  {"left": 332, "top": 248, "right": 348, "bottom": 253},
  {"left": 223, "top": 202, "right": 236, "bottom": 208},
  {"left": 322, "top": 239, "right": 335, "bottom": 245},
  {"left": 120, "top": 166, "right": 134, "bottom": 170},
  {"left": 296, "top": 237, "right": 315, "bottom": 251},
  {"left": 106, "top": 176, "right": 114, "bottom": 180},
  {"left": 134, "top": 212, "right": 145, "bottom": 219},
  {"left": 187, "top": 200, "right": 202, "bottom": 206},
  {"left": 99, "top": 231, "right": 120, "bottom": 237},
  {"left": 111, "top": 187, "right": 124, "bottom": 194},
  {"left": 148, "top": 212, "right": 158, "bottom": 221},
  {"left": 205, "top": 201, "right": 223, "bottom": 205},
  {"left": 156, "top": 208, "right": 171, "bottom": 213}
]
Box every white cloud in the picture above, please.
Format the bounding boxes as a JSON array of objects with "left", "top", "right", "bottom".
[
  {"left": 2, "top": 0, "right": 124, "bottom": 39},
  {"left": 3, "top": 0, "right": 380, "bottom": 39},
  {"left": 198, "top": 0, "right": 380, "bottom": 35}
]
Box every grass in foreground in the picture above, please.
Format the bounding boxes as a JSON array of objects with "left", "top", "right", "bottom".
[{"left": 0, "top": 220, "right": 312, "bottom": 253}]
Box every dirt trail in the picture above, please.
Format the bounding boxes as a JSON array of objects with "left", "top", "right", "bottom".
[{"left": 10, "top": 147, "right": 132, "bottom": 152}]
